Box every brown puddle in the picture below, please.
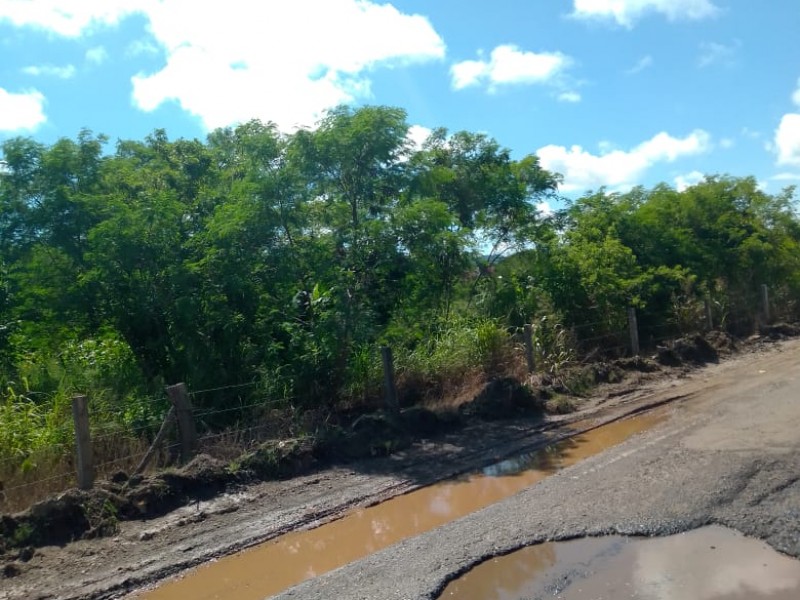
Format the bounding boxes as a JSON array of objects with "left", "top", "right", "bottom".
[
  {"left": 137, "top": 412, "right": 664, "bottom": 600},
  {"left": 440, "top": 525, "right": 800, "bottom": 600}
]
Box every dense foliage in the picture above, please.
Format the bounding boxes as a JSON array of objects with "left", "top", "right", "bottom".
[{"left": 1, "top": 105, "right": 798, "bottom": 461}]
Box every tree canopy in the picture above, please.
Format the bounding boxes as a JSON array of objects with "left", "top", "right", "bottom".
[{"left": 1, "top": 105, "right": 798, "bottom": 452}]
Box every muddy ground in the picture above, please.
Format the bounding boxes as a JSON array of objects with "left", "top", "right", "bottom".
[{"left": 1, "top": 330, "right": 798, "bottom": 600}]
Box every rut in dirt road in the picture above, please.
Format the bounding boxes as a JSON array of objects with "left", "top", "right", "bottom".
[{"left": 135, "top": 412, "right": 665, "bottom": 600}]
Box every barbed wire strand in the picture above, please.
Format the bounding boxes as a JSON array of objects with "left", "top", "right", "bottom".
[
  {"left": 90, "top": 419, "right": 172, "bottom": 443},
  {"left": 0, "top": 443, "right": 73, "bottom": 467},
  {"left": 198, "top": 423, "right": 276, "bottom": 445},
  {"left": 189, "top": 380, "right": 260, "bottom": 397},
  {"left": 194, "top": 398, "right": 286, "bottom": 420},
  {"left": 94, "top": 451, "right": 150, "bottom": 472},
  {"left": 4, "top": 471, "right": 75, "bottom": 493}
]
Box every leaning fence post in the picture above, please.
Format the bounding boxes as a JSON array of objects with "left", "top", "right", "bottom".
[
  {"left": 627, "top": 307, "right": 640, "bottom": 356},
  {"left": 71, "top": 395, "right": 94, "bottom": 490},
  {"left": 134, "top": 406, "right": 176, "bottom": 476},
  {"left": 380, "top": 346, "right": 400, "bottom": 417},
  {"left": 704, "top": 299, "right": 714, "bottom": 331},
  {"left": 166, "top": 383, "right": 197, "bottom": 463},
  {"left": 761, "top": 284, "right": 770, "bottom": 325},
  {"left": 523, "top": 324, "right": 536, "bottom": 373}
]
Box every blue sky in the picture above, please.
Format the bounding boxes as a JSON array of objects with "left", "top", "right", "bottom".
[{"left": 1, "top": 0, "right": 799, "bottom": 202}]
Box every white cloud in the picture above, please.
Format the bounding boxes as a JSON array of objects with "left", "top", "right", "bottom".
[
  {"left": 626, "top": 55, "right": 653, "bottom": 75},
  {"left": 598, "top": 140, "right": 616, "bottom": 153},
  {"left": 451, "top": 59, "right": 488, "bottom": 90},
  {"left": 558, "top": 91, "right": 581, "bottom": 103},
  {"left": 451, "top": 45, "right": 570, "bottom": 92},
  {"left": 775, "top": 113, "right": 800, "bottom": 167},
  {"left": 772, "top": 173, "right": 800, "bottom": 182},
  {"left": 698, "top": 41, "right": 739, "bottom": 68},
  {"left": 536, "top": 201, "right": 554, "bottom": 217},
  {"left": 675, "top": 170, "right": 705, "bottom": 191},
  {"left": 537, "top": 129, "right": 712, "bottom": 193},
  {"left": 0, "top": 1, "right": 445, "bottom": 131},
  {"left": 406, "top": 124, "right": 432, "bottom": 150},
  {"left": 85, "top": 45, "right": 109, "bottom": 65},
  {"left": 572, "top": 0, "right": 718, "bottom": 27},
  {"left": 0, "top": 0, "right": 145, "bottom": 37},
  {"left": 770, "top": 83, "right": 800, "bottom": 167},
  {"left": 132, "top": 0, "right": 445, "bottom": 130},
  {"left": 21, "top": 64, "right": 76, "bottom": 79},
  {"left": 126, "top": 37, "right": 160, "bottom": 58},
  {"left": 720, "top": 137, "right": 735, "bottom": 149},
  {"left": 742, "top": 127, "right": 762, "bottom": 140},
  {"left": 0, "top": 87, "right": 46, "bottom": 132}
]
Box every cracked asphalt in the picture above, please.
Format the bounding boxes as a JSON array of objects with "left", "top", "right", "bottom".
[{"left": 277, "top": 339, "right": 800, "bottom": 600}]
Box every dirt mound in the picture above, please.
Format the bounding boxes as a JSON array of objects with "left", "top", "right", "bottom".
[
  {"left": 0, "top": 454, "right": 243, "bottom": 553},
  {"left": 314, "top": 412, "right": 413, "bottom": 461},
  {"left": 705, "top": 330, "right": 737, "bottom": 354},
  {"left": 591, "top": 363, "right": 626, "bottom": 384},
  {"left": 613, "top": 356, "right": 661, "bottom": 372},
  {"left": 159, "top": 455, "right": 231, "bottom": 495},
  {"left": 656, "top": 335, "right": 718, "bottom": 367},
  {"left": 460, "top": 378, "right": 544, "bottom": 421},
  {"left": 0, "top": 487, "right": 129, "bottom": 552},
  {"left": 400, "top": 406, "right": 457, "bottom": 437},
  {"left": 762, "top": 323, "right": 800, "bottom": 339},
  {"left": 124, "top": 455, "right": 233, "bottom": 518},
  {"left": 238, "top": 439, "right": 316, "bottom": 480},
  {"left": 0, "top": 490, "right": 87, "bottom": 549},
  {"left": 351, "top": 412, "right": 412, "bottom": 455}
]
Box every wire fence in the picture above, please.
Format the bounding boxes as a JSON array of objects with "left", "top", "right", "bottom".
[
  {"left": 189, "top": 380, "right": 260, "bottom": 397},
  {"left": 0, "top": 284, "right": 795, "bottom": 513}
]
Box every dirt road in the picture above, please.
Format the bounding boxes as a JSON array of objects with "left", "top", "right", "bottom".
[{"left": 3, "top": 337, "right": 800, "bottom": 600}]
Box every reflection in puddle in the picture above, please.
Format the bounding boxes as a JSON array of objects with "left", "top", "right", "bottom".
[
  {"left": 137, "top": 412, "right": 663, "bottom": 600},
  {"left": 440, "top": 526, "right": 800, "bottom": 600}
]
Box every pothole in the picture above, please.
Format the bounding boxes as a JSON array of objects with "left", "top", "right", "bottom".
[{"left": 439, "top": 525, "right": 800, "bottom": 599}]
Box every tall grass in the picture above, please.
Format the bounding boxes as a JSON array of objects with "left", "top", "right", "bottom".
[
  {"left": 0, "top": 333, "right": 168, "bottom": 511},
  {"left": 391, "top": 318, "right": 516, "bottom": 406}
]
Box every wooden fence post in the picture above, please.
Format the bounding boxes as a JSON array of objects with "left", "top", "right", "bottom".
[
  {"left": 761, "top": 284, "right": 770, "bottom": 325},
  {"left": 133, "top": 406, "right": 176, "bottom": 476},
  {"left": 704, "top": 298, "right": 713, "bottom": 331},
  {"left": 627, "top": 307, "right": 640, "bottom": 356},
  {"left": 523, "top": 324, "right": 536, "bottom": 374},
  {"left": 71, "top": 395, "right": 94, "bottom": 490},
  {"left": 380, "top": 346, "right": 400, "bottom": 417},
  {"left": 166, "top": 383, "right": 197, "bottom": 464}
]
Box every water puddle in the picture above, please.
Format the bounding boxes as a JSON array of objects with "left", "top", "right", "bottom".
[
  {"left": 440, "top": 525, "right": 800, "bottom": 599},
  {"left": 138, "top": 412, "right": 664, "bottom": 600}
]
